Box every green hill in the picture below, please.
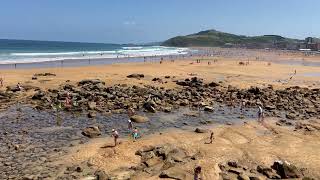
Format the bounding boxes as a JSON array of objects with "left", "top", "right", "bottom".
[{"left": 162, "top": 29, "right": 301, "bottom": 49}]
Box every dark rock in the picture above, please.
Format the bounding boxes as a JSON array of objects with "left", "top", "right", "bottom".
[
  {"left": 144, "top": 101, "right": 157, "bottom": 113},
  {"left": 78, "top": 79, "right": 105, "bottom": 86},
  {"left": 228, "top": 160, "right": 239, "bottom": 168},
  {"left": 204, "top": 106, "right": 214, "bottom": 112},
  {"left": 194, "top": 128, "right": 209, "bottom": 133},
  {"left": 264, "top": 105, "right": 276, "bottom": 110},
  {"left": 257, "top": 165, "right": 281, "bottom": 179},
  {"left": 228, "top": 168, "right": 243, "bottom": 175},
  {"left": 32, "top": 90, "right": 46, "bottom": 100},
  {"left": 34, "top": 73, "right": 56, "bottom": 77},
  {"left": 6, "top": 85, "right": 21, "bottom": 92},
  {"left": 208, "top": 81, "right": 220, "bottom": 87},
  {"left": 271, "top": 160, "right": 301, "bottom": 178},
  {"left": 127, "top": 74, "right": 144, "bottom": 79},
  {"left": 152, "top": 78, "right": 162, "bottom": 82}
]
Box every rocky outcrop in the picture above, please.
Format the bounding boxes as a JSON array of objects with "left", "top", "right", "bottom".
[
  {"left": 219, "top": 160, "right": 308, "bottom": 180},
  {"left": 81, "top": 126, "right": 101, "bottom": 138},
  {"left": 29, "top": 78, "right": 320, "bottom": 120},
  {"left": 130, "top": 115, "right": 149, "bottom": 123}
]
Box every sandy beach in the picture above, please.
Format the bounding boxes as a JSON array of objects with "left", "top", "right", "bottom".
[
  {"left": 1, "top": 48, "right": 320, "bottom": 180},
  {"left": 1, "top": 48, "right": 320, "bottom": 91}
]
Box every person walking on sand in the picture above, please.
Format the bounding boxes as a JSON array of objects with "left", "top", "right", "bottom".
[
  {"left": 194, "top": 166, "right": 202, "bottom": 180},
  {"left": 0, "top": 77, "right": 3, "bottom": 87},
  {"left": 209, "top": 131, "right": 214, "bottom": 144},
  {"left": 111, "top": 129, "right": 119, "bottom": 147},
  {"left": 258, "top": 105, "right": 264, "bottom": 122}
]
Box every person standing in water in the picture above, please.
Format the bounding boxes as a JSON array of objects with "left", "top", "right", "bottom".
[
  {"left": 258, "top": 105, "right": 264, "bottom": 122},
  {"left": 111, "top": 129, "right": 119, "bottom": 147},
  {"left": 132, "top": 127, "right": 139, "bottom": 142},
  {"left": 128, "top": 119, "right": 133, "bottom": 130}
]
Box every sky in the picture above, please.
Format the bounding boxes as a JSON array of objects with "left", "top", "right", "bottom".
[{"left": 0, "top": 0, "right": 319, "bottom": 44}]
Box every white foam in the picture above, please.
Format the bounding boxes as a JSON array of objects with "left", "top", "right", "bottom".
[
  {"left": 0, "top": 46, "right": 190, "bottom": 64},
  {"left": 122, "top": 46, "right": 143, "bottom": 50}
]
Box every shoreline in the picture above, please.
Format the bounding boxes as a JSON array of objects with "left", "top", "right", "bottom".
[{"left": 1, "top": 47, "right": 320, "bottom": 70}]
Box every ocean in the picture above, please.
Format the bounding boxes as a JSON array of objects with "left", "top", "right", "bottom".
[{"left": 0, "top": 39, "right": 189, "bottom": 64}]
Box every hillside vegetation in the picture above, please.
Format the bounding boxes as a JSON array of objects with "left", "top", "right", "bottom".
[{"left": 162, "top": 29, "right": 301, "bottom": 48}]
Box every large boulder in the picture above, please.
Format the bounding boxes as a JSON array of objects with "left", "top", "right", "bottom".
[
  {"left": 130, "top": 115, "right": 149, "bottom": 123},
  {"left": 81, "top": 126, "right": 101, "bottom": 138},
  {"left": 257, "top": 165, "right": 281, "bottom": 179},
  {"left": 271, "top": 161, "right": 302, "bottom": 178},
  {"left": 143, "top": 101, "right": 157, "bottom": 113}
]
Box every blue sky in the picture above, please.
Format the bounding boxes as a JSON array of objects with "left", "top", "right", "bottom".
[{"left": 0, "top": 0, "right": 319, "bottom": 43}]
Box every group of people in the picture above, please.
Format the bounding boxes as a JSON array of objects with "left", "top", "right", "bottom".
[{"left": 111, "top": 107, "right": 141, "bottom": 147}]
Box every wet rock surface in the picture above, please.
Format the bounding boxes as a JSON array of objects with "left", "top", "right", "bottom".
[
  {"left": 102, "top": 144, "right": 195, "bottom": 179},
  {"left": 24, "top": 78, "right": 320, "bottom": 121}
]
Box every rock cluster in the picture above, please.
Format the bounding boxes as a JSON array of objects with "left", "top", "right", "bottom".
[
  {"left": 103, "top": 144, "right": 198, "bottom": 179},
  {"left": 219, "top": 160, "right": 312, "bottom": 180},
  {"left": 28, "top": 78, "right": 320, "bottom": 120}
]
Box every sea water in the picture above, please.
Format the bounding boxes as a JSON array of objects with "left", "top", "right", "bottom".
[{"left": 0, "top": 39, "right": 189, "bottom": 64}]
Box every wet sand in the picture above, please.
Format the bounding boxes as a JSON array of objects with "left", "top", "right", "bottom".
[{"left": 66, "top": 118, "right": 320, "bottom": 179}]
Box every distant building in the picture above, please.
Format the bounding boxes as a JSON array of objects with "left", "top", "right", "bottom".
[{"left": 305, "top": 37, "right": 320, "bottom": 51}]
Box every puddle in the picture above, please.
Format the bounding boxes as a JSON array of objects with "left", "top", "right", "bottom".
[
  {"left": 271, "top": 59, "right": 320, "bottom": 67},
  {"left": 301, "top": 72, "right": 320, "bottom": 77}
]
